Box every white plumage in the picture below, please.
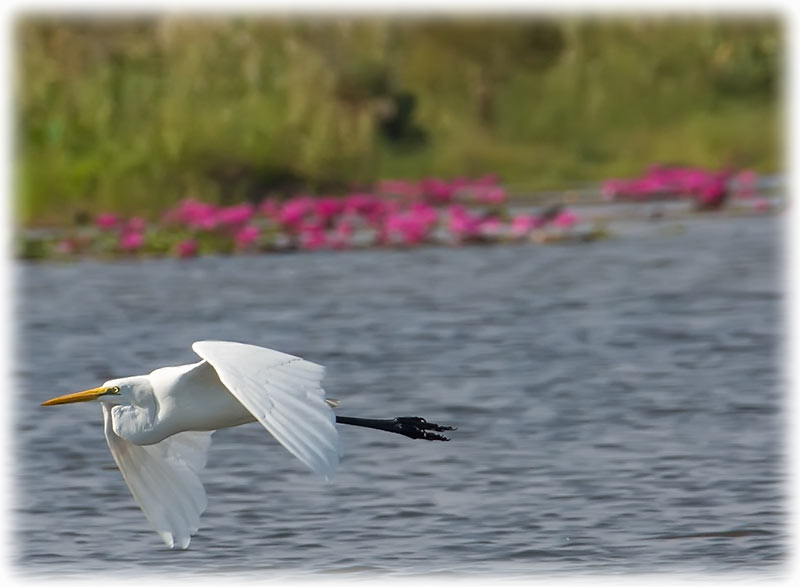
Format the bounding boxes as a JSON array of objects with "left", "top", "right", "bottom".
[
  {"left": 102, "top": 409, "right": 212, "bottom": 549},
  {"left": 192, "top": 341, "right": 339, "bottom": 478},
  {"left": 44, "top": 340, "right": 339, "bottom": 549}
]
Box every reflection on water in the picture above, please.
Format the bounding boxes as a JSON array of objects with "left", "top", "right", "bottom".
[{"left": 14, "top": 214, "right": 785, "bottom": 577}]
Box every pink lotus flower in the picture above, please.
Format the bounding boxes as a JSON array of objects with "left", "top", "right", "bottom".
[
  {"left": 511, "top": 214, "right": 537, "bottom": 237},
  {"left": 315, "top": 197, "right": 344, "bottom": 224},
  {"left": 234, "top": 225, "right": 260, "bottom": 249},
  {"left": 409, "top": 202, "right": 438, "bottom": 228},
  {"left": 447, "top": 205, "right": 482, "bottom": 241},
  {"left": 382, "top": 211, "right": 430, "bottom": 246},
  {"left": 217, "top": 203, "right": 254, "bottom": 227},
  {"left": 604, "top": 165, "right": 735, "bottom": 206},
  {"left": 96, "top": 213, "right": 119, "bottom": 230},
  {"left": 119, "top": 231, "right": 144, "bottom": 251},
  {"left": 553, "top": 210, "right": 579, "bottom": 229},
  {"left": 278, "top": 196, "right": 315, "bottom": 230},
  {"left": 695, "top": 176, "right": 728, "bottom": 209},
  {"left": 680, "top": 170, "right": 714, "bottom": 194},
  {"left": 176, "top": 238, "right": 198, "bottom": 258},
  {"left": 164, "top": 198, "right": 219, "bottom": 230},
  {"left": 344, "top": 193, "right": 387, "bottom": 225}
]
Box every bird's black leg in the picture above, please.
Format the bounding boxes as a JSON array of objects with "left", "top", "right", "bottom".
[{"left": 336, "top": 416, "right": 455, "bottom": 441}]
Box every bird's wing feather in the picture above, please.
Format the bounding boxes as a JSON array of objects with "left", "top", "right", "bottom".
[
  {"left": 192, "top": 340, "right": 339, "bottom": 479},
  {"left": 102, "top": 403, "right": 212, "bottom": 550}
]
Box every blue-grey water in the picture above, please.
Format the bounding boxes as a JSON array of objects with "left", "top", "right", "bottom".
[{"left": 13, "top": 214, "right": 785, "bottom": 578}]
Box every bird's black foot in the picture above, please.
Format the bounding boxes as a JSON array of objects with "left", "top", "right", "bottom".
[
  {"left": 335, "top": 415, "right": 456, "bottom": 441},
  {"left": 391, "top": 417, "right": 456, "bottom": 441}
]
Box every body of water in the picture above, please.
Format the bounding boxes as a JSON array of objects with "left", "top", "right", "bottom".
[{"left": 13, "top": 214, "right": 785, "bottom": 578}]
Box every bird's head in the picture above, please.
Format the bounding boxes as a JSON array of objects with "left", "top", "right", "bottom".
[{"left": 41, "top": 376, "right": 149, "bottom": 407}]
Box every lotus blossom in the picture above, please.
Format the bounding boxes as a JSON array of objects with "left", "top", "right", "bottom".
[
  {"left": 603, "top": 165, "right": 734, "bottom": 209},
  {"left": 42, "top": 175, "right": 613, "bottom": 261},
  {"left": 234, "top": 225, "right": 260, "bottom": 249},
  {"left": 382, "top": 211, "right": 431, "bottom": 246},
  {"left": 694, "top": 176, "right": 728, "bottom": 210},
  {"left": 164, "top": 198, "right": 218, "bottom": 230},
  {"left": 176, "top": 238, "right": 198, "bottom": 258},
  {"left": 511, "top": 214, "right": 537, "bottom": 237},
  {"left": 119, "top": 231, "right": 144, "bottom": 251},
  {"left": 217, "top": 203, "right": 255, "bottom": 227},
  {"left": 315, "top": 197, "right": 344, "bottom": 224},
  {"left": 408, "top": 202, "right": 438, "bottom": 229},
  {"left": 278, "top": 196, "right": 315, "bottom": 230},
  {"left": 552, "top": 210, "right": 579, "bottom": 229},
  {"left": 96, "top": 213, "right": 119, "bottom": 230},
  {"left": 447, "top": 204, "right": 482, "bottom": 242},
  {"left": 344, "top": 193, "right": 387, "bottom": 225}
]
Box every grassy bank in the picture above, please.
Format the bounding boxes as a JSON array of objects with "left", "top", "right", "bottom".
[{"left": 16, "top": 16, "right": 782, "bottom": 225}]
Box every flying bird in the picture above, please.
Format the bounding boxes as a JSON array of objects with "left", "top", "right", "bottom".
[{"left": 41, "top": 340, "right": 454, "bottom": 549}]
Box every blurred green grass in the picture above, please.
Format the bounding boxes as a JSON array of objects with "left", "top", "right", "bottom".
[{"left": 16, "top": 16, "right": 782, "bottom": 225}]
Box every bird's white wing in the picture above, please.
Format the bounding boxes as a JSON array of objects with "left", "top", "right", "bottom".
[
  {"left": 192, "top": 340, "right": 339, "bottom": 479},
  {"left": 102, "top": 403, "right": 212, "bottom": 550}
]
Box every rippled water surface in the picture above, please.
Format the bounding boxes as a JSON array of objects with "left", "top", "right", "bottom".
[{"left": 13, "top": 214, "right": 785, "bottom": 578}]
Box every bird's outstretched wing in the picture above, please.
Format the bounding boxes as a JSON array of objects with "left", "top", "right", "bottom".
[
  {"left": 102, "top": 404, "right": 212, "bottom": 549},
  {"left": 192, "top": 340, "right": 339, "bottom": 479}
]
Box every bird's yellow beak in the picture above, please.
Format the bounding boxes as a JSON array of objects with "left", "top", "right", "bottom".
[{"left": 41, "top": 386, "right": 110, "bottom": 406}]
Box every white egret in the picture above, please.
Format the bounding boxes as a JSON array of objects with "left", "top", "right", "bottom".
[{"left": 41, "top": 340, "right": 454, "bottom": 549}]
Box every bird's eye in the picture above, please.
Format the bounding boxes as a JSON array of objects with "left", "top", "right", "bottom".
[{"left": 109, "top": 386, "right": 120, "bottom": 394}]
